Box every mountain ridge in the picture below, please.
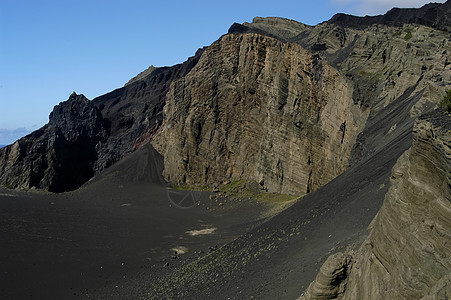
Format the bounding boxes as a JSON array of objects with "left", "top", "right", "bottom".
[
  {"left": 0, "top": 3, "right": 449, "bottom": 299},
  {"left": 328, "top": 1, "right": 451, "bottom": 32},
  {"left": 1, "top": 2, "right": 449, "bottom": 192}
]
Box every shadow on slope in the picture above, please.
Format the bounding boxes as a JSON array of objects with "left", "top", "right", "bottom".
[{"left": 0, "top": 144, "right": 284, "bottom": 299}]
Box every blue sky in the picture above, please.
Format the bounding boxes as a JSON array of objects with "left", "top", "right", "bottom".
[{"left": 0, "top": 0, "right": 445, "bottom": 145}]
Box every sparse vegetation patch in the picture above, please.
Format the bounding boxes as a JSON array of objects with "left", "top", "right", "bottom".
[
  {"left": 404, "top": 28, "right": 413, "bottom": 40},
  {"left": 439, "top": 90, "right": 451, "bottom": 113}
]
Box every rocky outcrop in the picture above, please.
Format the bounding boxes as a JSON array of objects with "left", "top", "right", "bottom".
[
  {"left": 0, "top": 50, "right": 204, "bottom": 192},
  {"left": 302, "top": 111, "right": 451, "bottom": 299},
  {"left": 0, "top": 93, "right": 108, "bottom": 192},
  {"left": 153, "top": 33, "right": 368, "bottom": 194},
  {"left": 301, "top": 252, "right": 353, "bottom": 299},
  {"left": 231, "top": 11, "right": 450, "bottom": 166},
  {"left": 0, "top": 2, "right": 449, "bottom": 197}
]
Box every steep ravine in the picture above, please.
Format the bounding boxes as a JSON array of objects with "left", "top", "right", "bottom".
[{"left": 301, "top": 112, "right": 451, "bottom": 299}]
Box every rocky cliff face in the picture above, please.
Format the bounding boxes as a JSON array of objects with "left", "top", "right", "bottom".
[
  {"left": 0, "top": 2, "right": 449, "bottom": 199},
  {"left": 0, "top": 2, "right": 449, "bottom": 299},
  {"left": 301, "top": 111, "right": 451, "bottom": 299},
  {"left": 153, "top": 33, "right": 368, "bottom": 194},
  {"left": 238, "top": 8, "right": 450, "bottom": 114},
  {"left": 153, "top": 1, "right": 450, "bottom": 194}
]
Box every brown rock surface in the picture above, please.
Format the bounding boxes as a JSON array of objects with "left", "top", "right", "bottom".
[
  {"left": 301, "top": 252, "right": 352, "bottom": 299},
  {"left": 153, "top": 33, "right": 368, "bottom": 194},
  {"left": 302, "top": 112, "right": 451, "bottom": 299},
  {"left": 154, "top": 9, "right": 450, "bottom": 195},
  {"left": 0, "top": 3, "right": 449, "bottom": 298}
]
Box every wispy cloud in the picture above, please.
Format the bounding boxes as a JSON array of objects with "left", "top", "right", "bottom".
[
  {"left": 0, "top": 127, "right": 38, "bottom": 146},
  {"left": 330, "top": 0, "right": 446, "bottom": 16}
]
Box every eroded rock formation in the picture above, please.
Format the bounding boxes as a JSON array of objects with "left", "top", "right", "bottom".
[
  {"left": 0, "top": 49, "right": 204, "bottom": 192},
  {"left": 0, "top": 1, "right": 449, "bottom": 201},
  {"left": 152, "top": 2, "right": 450, "bottom": 194},
  {"left": 302, "top": 112, "right": 451, "bottom": 299},
  {"left": 153, "top": 33, "right": 368, "bottom": 194},
  {"left": 301, "top": 252, "right": 353, "bottom": 299},
  {"left": 0, "top": 93, "right": 108, "bottom": 192}
]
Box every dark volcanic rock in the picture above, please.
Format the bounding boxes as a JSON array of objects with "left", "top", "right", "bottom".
[
  {"left": 0, "top": 93, "right": 108, "bottom": 192},
  {"left": 49, "top": 92, "right": 106, "bottom": 136},
  {"left": 90, "top": 47, "right": 205, "bottom": 173},
  {"left": 329, "top": 1, "right": 451, "bottom": 32},
  {"left": 0, "top": 49, "right": 204, "bottom": 192}
]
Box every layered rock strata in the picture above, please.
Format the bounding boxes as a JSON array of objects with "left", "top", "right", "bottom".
[
  {"left": 0, "top": 2, "right": 449, "bottom": 196},
  {"left": 302, "top": 112, "right": 451, "bottom": 299},
  {"left": 153, "top": 3, "right": 450, "bottom": 194},
  {"left": 153, "top": 33, "right": 368, "bottom": 194},
  {"left": 300, "top": 252, "right": 352, "bottom": 299}
]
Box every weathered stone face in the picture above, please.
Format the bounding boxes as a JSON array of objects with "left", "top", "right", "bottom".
[
  {"left": 0, "top": 93, "right": 109, "bottom": 192},
  {"left": 301, "top": 112, "right": 451, "bottom": 299},
  {"left": 153, "top": 33, "right": 369, "bottom": 195},
  {"left": 0, "top": 3, "right": 449, "bottom": 200},
  {"left": 345, "top": 115, "right": 451, "bottom": 299}
]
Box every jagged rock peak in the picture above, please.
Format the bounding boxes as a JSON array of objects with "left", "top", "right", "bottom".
[
  {"left": 48, "top": 92, "right": 107, "bottom": 142},
  {"left": 67, "top": 91, "right": 88, "bottom": 101},
  {"left": 0, "top": 90, "right": 110, "bottom": 192},
  {"left": 50, "top": 92, "right": 96, "bottom": 123}
]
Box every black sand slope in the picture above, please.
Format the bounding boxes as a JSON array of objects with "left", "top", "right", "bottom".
[
  {"left": 0, "top": 77, "right": 427, "bottom": 299},
  {"left": 145, "top": 84, "right": 422, "bottom": 299},
  {"left": 0, "top": 78, "right": 422, "bottom": 300},
  {"left": 0, "top": 145, "right": 281, "bottom": 299}
]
